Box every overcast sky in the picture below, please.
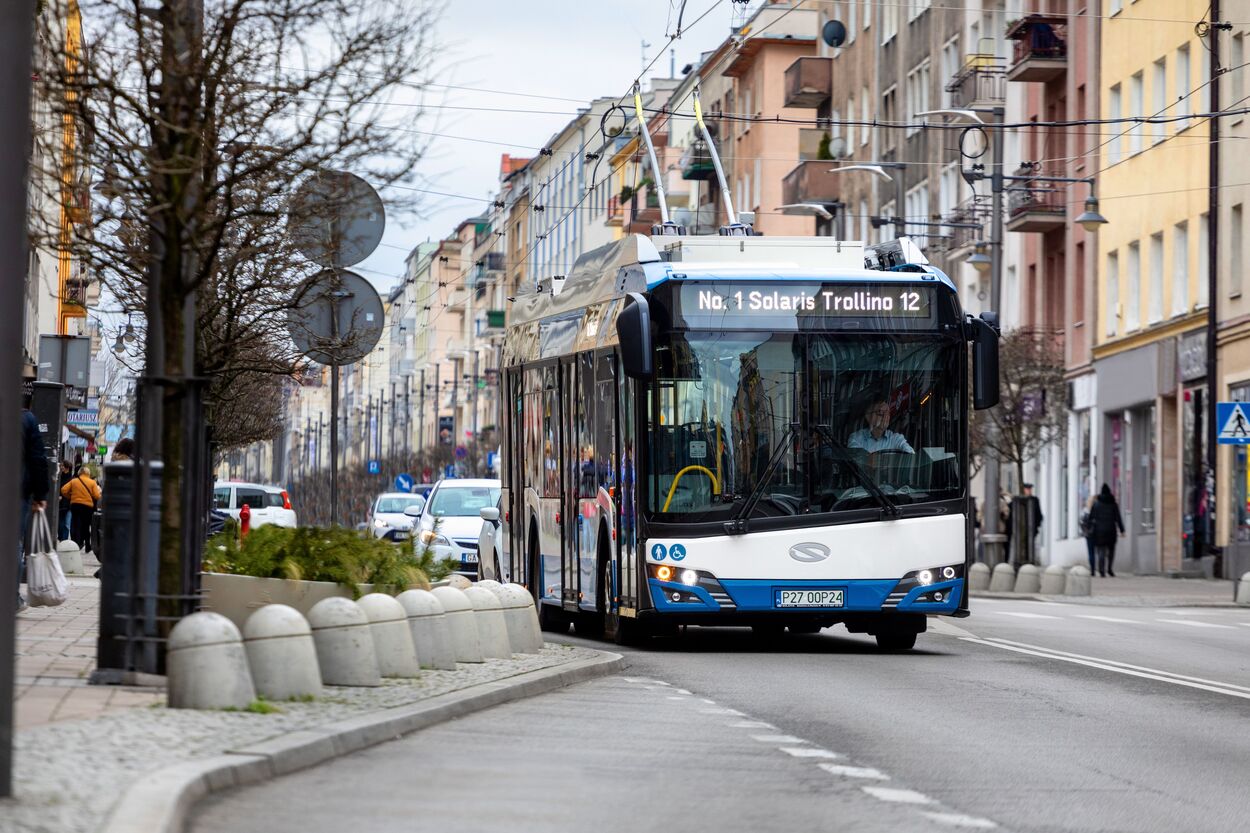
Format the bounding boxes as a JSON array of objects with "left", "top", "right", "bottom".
[{"left": 353, "top": 0, "right": 750, "bottom": 291}]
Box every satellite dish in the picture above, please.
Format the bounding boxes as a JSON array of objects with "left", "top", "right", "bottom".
[
  {"left": 288, "top": 171, "right": 386, "bottom": 268},
  {"left": 822, "top": 19, "right": 848, "bottom": 48},
  {"left": 829, "top": 136, "right": 847, "bottom": 159},
  {"left": 287, "top": 269, "right": 385, "bottom": 366}
]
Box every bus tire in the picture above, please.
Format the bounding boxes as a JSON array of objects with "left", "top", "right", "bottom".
[{"left": 875, "top": 629, "right": 917, "bottom": 651}]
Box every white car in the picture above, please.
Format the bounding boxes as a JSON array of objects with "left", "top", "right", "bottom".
[
  {"left": 212, "top": 481, "right": 298, "bottom": 528},
  {"left": 416, "top": 478, "right": 501, "bottom": 578},
  {"left": 477, "top": 497, "right": 503, "bottom": 581},
  {"left": 368, "top": 492, "right": 426, "bottom": 541}
]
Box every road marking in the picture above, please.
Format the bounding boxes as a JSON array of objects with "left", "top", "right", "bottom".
[
  {"left": 928, "top": 618, "right": 977, "bottom": 639},
  {"left": 861, "top": 787, "right": 935, "bottom": 805},
  {"left": 673, "top": 688, "right": 692, "bottom": 695},
  {"left": 1073, "top": 614, "right": 1140, "bottom": 624},
  {"left": 751, "top": 734, "right": 807, "bottom": 744},
  {"left": 778, "top": 747, "right": 840, "bottom": 759},
  {"left": 1240, "top": 623, "right": 1250, "bottom": 628},
  {"left": 1156, "top": 619, "right": 1236, "bottom": 629},
  {"left": 964, "top": 637, "right": 1250, "bottom": 699},
  {"left": 729, "top": 720, "right": 775, "bottom": 729},
  {"left": 666, "top": 696, "right": 689, "bottom": 701},
  {"left": 818, "top": 763, "right": 889, "bottom": 780},
  {"left": 991, "top": 611, "right": 1061, "bottom": 619},
  {"left": 1030, "top": 601, "right": 1076, "bottom": 607},
  {"left": 922, "top": 811, "right": 998, "bottom": 829},
  {"left": 700, "top": 707, "right": 746, "bottom": 716},
  {"left": 700, "top": 698, "right": 717, "bottom": 704}
]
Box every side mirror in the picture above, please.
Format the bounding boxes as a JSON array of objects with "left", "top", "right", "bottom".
[
  {"left": 970, "top": 312, "right": 1000, "bottom": 411},
  {"left": 404, "top": 502, "right": 424, "bottom": 518},
  {"left": 479, "top": 507, "right": 500, "bottom": 523},
  {"left": 616, "top": 292, "right": 654, "bottom": 380}
]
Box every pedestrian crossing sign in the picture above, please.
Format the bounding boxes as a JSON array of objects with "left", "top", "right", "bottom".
[{"left": 1217, "top": 402, "right": 1250, "bottom": 444}]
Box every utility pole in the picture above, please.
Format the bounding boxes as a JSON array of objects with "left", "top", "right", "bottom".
[
  {"left": 984, "top": 105, "right": 1007, "bottom": 564},
  {"left": 472, "top": 350, "right": 480, "bottom": 473},
  {"left": 416, "top": 368, "right": 424, "bottom": 459},
  {"left": 1203, "top": 3, "right": 1225, "bottom": 570},
  {"left": 0, "top": 0, "right": 35, "bottom": 798}
]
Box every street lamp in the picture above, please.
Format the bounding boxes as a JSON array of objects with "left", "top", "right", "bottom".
[
  {"left": 968, "top": 241, "right": 992, "bottom": 273},
  {"left": 827, "top": 163, "right": 906, "bottom": 239},
  {"left": 1075, "top": 196, "right": 1109, "bottom": 233}
]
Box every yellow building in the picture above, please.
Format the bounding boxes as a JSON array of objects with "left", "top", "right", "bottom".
[{"left": 1094, "top": 0, "right": 1210, "bottom": 574}]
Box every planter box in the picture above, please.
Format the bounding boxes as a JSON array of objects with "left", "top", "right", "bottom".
[{"left": 201, "top": 573, "right": 373, "bottom": 630}]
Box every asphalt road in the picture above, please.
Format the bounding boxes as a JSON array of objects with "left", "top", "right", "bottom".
[{"left": 192, "top": 598, "right": 1250, "bottom": 833}]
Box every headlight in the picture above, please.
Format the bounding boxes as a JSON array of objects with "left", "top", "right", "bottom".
[
  {"left": 680, "top": 569, "right": 698, "bottom": 586},
  {"left": 373, "top": 518, "right": 388, "bottom": 528},
  {"left": 419, "top": 529, "right": 437, "bottom": 545},
  {"left": 918, "top": 569, "right": 934, "bottom": 585}
]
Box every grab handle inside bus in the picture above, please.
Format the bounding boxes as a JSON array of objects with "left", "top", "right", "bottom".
[
  {"left": 617, "top": 292, "right": 654, "bottom": 379},
  {"left": 971, "top": 312, "right": 1000, "bottom": 411}
]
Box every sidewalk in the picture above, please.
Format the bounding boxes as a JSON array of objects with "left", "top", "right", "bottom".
[{"left": 974, "top": 572, "right": 1241, "bottom": 607}]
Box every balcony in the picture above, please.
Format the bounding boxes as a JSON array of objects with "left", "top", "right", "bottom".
[
  {"left": 680, "top": 139, "right": 717, "bottom": 181},
  {"left": 946, "top": 58, "right": 1006, "bottom": 109},
  {"left": 1006, "top": 15, "right": 1067, "bottom": 83},
  {"left": 941, "top": 197, "right": 988, "bottom": 258},
  {"left": 784, "top": 56, "right": 832, "bottom": 108},
  {"left": 1007, "top": 176, "right": 1067, "bottom": 233},
  {"left": 782, "top": 160, "right": 841, "bottom": 206},
  {"left": 625, "top": 189, "right": 662, "bottom": 234}
]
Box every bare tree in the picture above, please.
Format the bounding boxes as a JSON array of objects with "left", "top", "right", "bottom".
[
  {"left": 970, "top": 328, "right": 1069, "bottom": 492},
  {"left": 32, "top": 0, "right": 439, "bottom": 605}
]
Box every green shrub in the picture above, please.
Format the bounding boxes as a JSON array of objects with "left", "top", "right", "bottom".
[{"left": 203, "top": 525, "right": 459, "bottom": 596}]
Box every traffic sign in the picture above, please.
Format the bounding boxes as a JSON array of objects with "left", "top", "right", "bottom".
[
  {"left": 368, "top": 460, "right": 380, "bottom": 474},
  {"left": 1217, "top": 402, "right": 1250, "bottom": 444},
  {"left": 395, "top": 472, "right": 414, "bottom": 492},
  {"left": 444, "top": 464, "right": 456, "bottom": 478}
]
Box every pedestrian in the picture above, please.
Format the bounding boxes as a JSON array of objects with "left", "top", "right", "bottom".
[
  {"left": 20, "top": 403, "right": 50, "bottom": 613},
  {"left": 1089, "top": 483, "right": 1126, "bottom": 577},
  {"left": 1080, "top": 494, "right": 1097, "bottom": 574},
  {"left": 61, "top": 464, "right": 102, "bottom": 551},
  {"left": 111, "top": 437, "right": 134, "bottom": 461},
  {"left": 57, "top": 460, "right": 73, "bottom": 542},
  {"left": 1007, "top": 483, "right": 1044, "bottom": 563}
]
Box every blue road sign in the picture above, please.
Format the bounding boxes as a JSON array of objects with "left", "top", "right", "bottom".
[
  {"left": 395, "top": 472, "right": 414, "bottom": 492},
  {"left": 444, "top": 464, "right": 456, "bottom": 478},
  {"left": 1218, "top": 402, "right": 1250, "bottom": 445},
  {"left": 368, "top": 460, "right": 380, "bottom": 474}
]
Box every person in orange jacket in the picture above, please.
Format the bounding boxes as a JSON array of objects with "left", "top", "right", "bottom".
[{"left": 61, "top": 465, "right": 101, "bottom": 551}]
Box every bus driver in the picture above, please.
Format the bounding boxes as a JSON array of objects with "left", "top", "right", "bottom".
[{"left": 848, "top": 400, "right": 914, "bottom": 456}]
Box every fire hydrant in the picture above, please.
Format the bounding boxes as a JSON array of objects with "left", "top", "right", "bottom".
[{"left": 240, "top": 503, "right": 251, "bottom": 539}]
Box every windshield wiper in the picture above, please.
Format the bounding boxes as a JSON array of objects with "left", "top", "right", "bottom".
[
  {"left": 812, "top": 424, "right": 900, "bottom": 519},
  {"left": 723, "top": 422, "right": 796, "bottom": 535}
]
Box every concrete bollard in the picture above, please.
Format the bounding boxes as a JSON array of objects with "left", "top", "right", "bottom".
[
  {"left": 988, "top": 562, "right": 1016, "bottom": 592},
  {"left": 242, "top": 604, "right": 322, "bottom": 701},
  {"left": 430, "top": 586, "right": 483, "bottom": 663},
  {"left": 1064, "top": 565, "right": 1093, "bottom": 596},
  {"left": 1014, "top": 564, "right": 1041, "bottom": 594},
  {"left": 968, "top": 562, "right": 992, "bottom": 592},
  {"left": 1039, "top": 564, "right": 1067, "bottom": 595},
  {"left": 1238, "top": 572, "right": 1250, "bottom": 606},
  {"left": 446, "top": 574, "right": 472, "bottom": 590},
  {"left": 307, "top": 597, "right": 382, "bottom": 687},
  {"left": 167, "top": 612, "right": 256, "bottom": 710},
  {"left": 464, "top": 586, "right": 513, "bottom": 660},
  {"left": 485, "top": 584, "right": 541, "bottom": 654},
  {"left": 56, "top": 540, "right": 84, "bottom": 576},
  {"left": 356, "top": 594, "right": 421, "bottom": 678},
  {"left": 476, "top": 579, "right": 503, "bottom": 591},
  {"left": 504, "top": 583, "right": 544, "bottom": 652},
  {"left": 396, "top": 589, "right": 458, "bottom": 670}
]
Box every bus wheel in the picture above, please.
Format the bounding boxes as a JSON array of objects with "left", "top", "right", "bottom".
[{"left": 875, "top": 629, "right": 917, "bottom": 651}]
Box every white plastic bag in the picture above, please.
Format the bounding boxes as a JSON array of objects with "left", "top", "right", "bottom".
[{"left": 27, "top": 508, "right": 69, "bottom": 607}]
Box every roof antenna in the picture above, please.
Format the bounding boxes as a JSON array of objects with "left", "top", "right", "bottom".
[
  {"left": 633, "top": 81, "right": 684, "bottom": 236},
  {"left": 693, "top": 86, "right": 752, "bottom": 237}
]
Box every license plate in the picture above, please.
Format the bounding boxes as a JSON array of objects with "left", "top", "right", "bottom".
[
  {"left": 775, "top": 589, "right": 844, "bottom": 608},
  {"left": 462, "top": 552, "right": 479, "bottom": 563}
]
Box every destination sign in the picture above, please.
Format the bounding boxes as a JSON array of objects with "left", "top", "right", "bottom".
[{"left": 664, "top": 282, "right": 943, "bottom": 331}]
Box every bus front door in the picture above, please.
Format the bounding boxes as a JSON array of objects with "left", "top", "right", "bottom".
[{"left": 560, "top": 357, "right": 579, "bottom": 611}]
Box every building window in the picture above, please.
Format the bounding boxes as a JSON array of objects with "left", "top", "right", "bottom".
[
  {"left": 861, "top": 88, "right": 870, "bottom": 146},
  {"left": 846, "top": 96, "right": 856, "bottom": 148},
  {"left": 1106, "top": 250, "right": 1119, "bottom": 336},
  {"left": 1108, "top": 84, "right": 1122, "bottom": 164},
  {"left": 905, "top": 184, "right": 930, "bottom": 244},
  {"left": 939, "top": 162, "right": 959, "bottom": 217},
  {"left": 1198, "top": 212, "right": 1210, "bottom": 307},
  {"left": 1149, "top": 232, "right": 1164, "bottom": 323},
  {"left": 1177, "top": 44, "right": 1192, "bottom": 129},
  {"left": 909, "top": 0, "right": 931, "bottom": 23},
  {"left": 1130, "top": 72, "right": 1144, "bottom": 155},
  {"left": 882, "top": 1, "right": 898, "bottom": 44},
  {"left": 941, "top": 37, "right": 960, "bottom": 108},
  {"left": 905, "top": 60, "right": 931, "bottom": 136},
  {"left": 752, "top": 158, "right": 761, "bottom": 209},
  {"left": 1234, "top": 35, "right": 1246, "bottom": 109},
  {"left": 1111, "top": 0, "right": 1123, "bottom": 14},
  {"left": 1172, "top": 221, "right": 1189, "bottom": 316},
  {"left": 846, "top": 1, "right": 856, "bottom": 42},
  {"left": 859, "top": 197, "right": 869, "bottom": 243},
  {"left": 1233, "top": 204, "right": 1244, "bottom": 297},
  {"left": 882, "top": 85, "right": 897, "bottom": 150},
  {"left": 1152, "top": 58, "right": 1167, "bottom": 144},
  {"left": 881, "top": 200, "right": 895, "bottom": 241},
  {"left": 1202, "top": 45, "right": 1212, "bottom": 114},
  {"left": 1126, "top": 241, "right": 1141, "bottom": 330}
]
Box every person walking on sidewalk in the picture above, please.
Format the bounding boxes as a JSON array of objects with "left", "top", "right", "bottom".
[
  {"left": 20, "top": 405, "right": 50, "bottom": 613},
  {"left": 1080, "top": 494, "right": 1097, "bottom": 574},
  {"left": 61, "top": 465, "right": 101, "bottom": 551},
  {"left": 1090, "top": 483, "right": 1126, "bottom": 577},
  {"left": 56, "top": 460, "right": 73, "bottom": 541}
]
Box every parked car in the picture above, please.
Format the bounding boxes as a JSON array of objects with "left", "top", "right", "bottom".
[
  {"left": 368, "top": 492, "right": 427, "bottom": 541},
  {"left": 477, "top": 496, "right": 503, "bottom": 581},
  {"left": 416, "top": 478, "right": 501, "bottom": 578},
  {"left": 212, "top": 481, "right": 298, "bottom": 528}
]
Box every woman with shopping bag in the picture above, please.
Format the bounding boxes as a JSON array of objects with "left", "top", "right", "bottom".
[{"left": 61, "top": 465, "right": 101, "bottom": 551}]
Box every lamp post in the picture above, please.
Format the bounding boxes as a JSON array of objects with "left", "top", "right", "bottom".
[{"left": 827, "top": 163, "right": 907, "bottom": 239}]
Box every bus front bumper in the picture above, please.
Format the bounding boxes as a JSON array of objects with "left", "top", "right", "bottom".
[{"left": 646, "top": 576, "right": 964, "bottom": 616}]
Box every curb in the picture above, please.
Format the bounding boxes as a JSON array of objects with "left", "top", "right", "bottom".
[
  {"left": 98, "top": 649, "right": 625, "bottom": 833},
  {"left": 972, "top": 590, "right": 1243, "bottom": 608}
]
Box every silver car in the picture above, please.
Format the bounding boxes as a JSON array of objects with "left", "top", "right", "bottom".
[
  {"left": 368, "top": 492, "right": 426, "bottom": 541},
  {"left": 416, "top": 479, "right": 501, "bottom": 578}
]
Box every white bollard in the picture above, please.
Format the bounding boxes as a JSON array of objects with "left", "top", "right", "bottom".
[
  {"left": 356, "top": 593, "right": 421, "bottom": 678},
  {"left": 396, "top": 589, "right": 458, "bottom": 670},
  {"left": 1039, "top": 564, "right": 1067, "bottom": 595},
  {"left": 446, "top": 574, "right": 472, "bottom": 590},
  {"left": 464, "top": 586, "right": 513, "bottom": 660},
  {"left": 242, "top": 604, "right": 322, "bottom": 701},
  {"left": 476, "top": 579, "right": 503, "bottom": 592},
  {"left": 504, "top": 583, "right": 544, "bottom": 653},
  {"left": 988, "top": 562, "right": 1016, "bottom": 593},
  {"left": 968, "top": 562, "right": 992, "bottom": 592},
  {"left": 485, "top": 584, "right": 535, "bottom": 654},
  {"left": 167, "top": 612, "right": 256, "bottom": 710},
  {"left": 1238, "top": 572, "right": 1250, "bottom": 606},
  {"left": 1014, "top": 564, "right": 1041, "bottom": 594},
  {"left": 307, "top": 597, "right": 382, "bottom": 687},
  {"left": 56, "top": 540, "right": 84, "bottom": 576},
  {"left": 1064, "top": 564, "right": 1093, "bottom": 596},
  {"left": 430, "top": 586, "right": 483, "bottom": 663}
]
